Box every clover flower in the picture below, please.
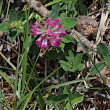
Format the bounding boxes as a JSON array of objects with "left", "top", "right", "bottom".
[{"left": 30, "top": 18, "right": 67, "bottom": 49}]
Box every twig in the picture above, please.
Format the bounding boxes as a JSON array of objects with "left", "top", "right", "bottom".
[
  {"left": 0, "top": 39, "right": 19, "bottom": 48},
  {"left": 0, "top": 39, "right": 12, "bottom": 46},
  {"left": 95, "top": 1, "right": 110, "bottom": 43},
  {"left": 87, "top": 7, "right": 107, "bottom": 16},
  {"left": 70, "top": 29, "right": 97, "bottom": 50},
  {"left": 82, "top": 0, "right": 98, "bottom": 15},
  {"left": 21, "top": 0, "right": 50, "bottom": 20}
]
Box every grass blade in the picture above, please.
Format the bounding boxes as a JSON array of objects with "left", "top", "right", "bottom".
[
  {"left": 0, "top": 71, "right": 14, "bottom": 89},
  {"left": 44, "top": 77, "right": 96, "bottom": 90},
  {"left": 0, "top": 52, "right": 16, "bottom": 70}
]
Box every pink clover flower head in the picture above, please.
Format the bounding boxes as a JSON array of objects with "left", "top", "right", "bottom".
[{"left": 30, "top": 18, "right": 67, "bottom": 49}]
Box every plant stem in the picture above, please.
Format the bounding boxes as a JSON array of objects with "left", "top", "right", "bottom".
[
  {"left": 13, "top": 36, "right": 20, "bottom": 108},
  {"left": 45, "top": 0, "right": 62, "bottom": 7}
]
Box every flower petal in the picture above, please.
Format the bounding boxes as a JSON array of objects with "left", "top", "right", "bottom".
[
  {"left": 31, "top": 29, "right": 42, "bottom": 36},
  {"left": 30, "top": 23, "right": 34, "bottom": 28},
  {"left": 51, "top": 24, "right": 64, "bottom": 30},
  {"left": 45, "top": 18, "right": 52, "bottom": 28},
  {"left": 49, "top": 37, "right": 61, "bottom": 48},
  {"left": 35, "top": 37, "right": 42, "bottom": 48},
  {"left": 46, "top": 30, "right": 54, "bottom": 36},
  {"left": 54, "top": 30, "right": 67, "bottom": 36},
  {"left": 35, "top": 21, "right": 42, "bottom": 28},
  {"left": 41, "top": 37, "right": 48, "bottom": 49}
]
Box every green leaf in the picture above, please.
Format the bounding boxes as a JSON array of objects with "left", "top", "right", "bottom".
[
  {"left": 60, "top": 13, "right": 66, "bottom": 19},
  {"left": 68, "top": 66, "right": 78, "bottom": 72},
  {"left": 68, "top": 64, "right": 84, "bottom": 72},
  {"left": 63, "top": 86, "right": 72, "bottom": 101},
  {"left": 68, "top": 50, "right": 74, "bottom": 58},
  {"left": 71, "top": 93, "right": 83, "bottom": 103},
  {"left": 66, "top": 56, "right": 73, "bottom": 61},
  {"left": 0, "top": 21, "right": 9, "bottom": 32},
  {"left": 60, "top": 60, "right": 72, "bottom": 71},
  {"left": 59, "top": 17, "right": 77, "bottom": 30},
  {"left": 90, "top": 61, "right": 106, "bottom": 75},
  {"left": 53, "top": 102, "right": 59, "bottom": 110},
  {"left": 82, "top": 53, "right": 88, "bottom": 61},
  {"left": 60, "top": 53, "right": 82, "bottom": 72},
  {"left": 17, "top": 11, "right": 26, "bottom": 21},
  {"left": 53, "top": 94, "right": 69, "bottom": 103},
  {"left": 68, "top": 1, "right": 76, "bottom": 11},
  {"left": 104, "top": 55, "right": 110, "bottom": 67},
  {"left": 57, "top": 42, "right": 65, "bottom": 51},
  {"left": 9, "top": 9, "right": 17, "bottom": 21},
  {"left": 47, "top": 94, "right": 54, "bottom": 106},
  {"left": 50, "top": 3, "right": 60, "bottom": 19},
  {"left": 62, "top": 0, "right": 72, "bottom": 3},
  {"left": 68, "top": 0, "right": 77, "bottom": 17},
  {"left": 61, "top": 34, "right": 73, "bottom": 43},
  {"left": 63, "top": 86, "right": 71, "bottom": 94},
  {"left": 73, "top": 54, "right": 82, "bottom": 67},
  {"left": 66, "top": 50, "right": 74, "bottom": 61},
  {"left": 60, "top": 4, "right": 66, "bottom": 11},
  {"left": 60, "top": 63, "right": 69, "bottom": 71},
  {"left": 66, "top": 102, "right": 72, "bottom": 110},
  {"left": 97, "top": 43, "right": 109, "bottom": 60},
  {"left": 43, "top": 50, "right": 63, "bottom": 60},
  {"left": 60, "top": 60, "right": 72, "bottom": 67},
  {"left": 78, "top": 63, "right": 84, "bottom": 71},
  {"left": 79, "top": 4, "right": 88, "bottom": 15},
  {"left": 68, "top": 53, "right": 83, "bottom": 72},
  {"left": 9, "top": 31, "right": 17, "bottom": 42}
]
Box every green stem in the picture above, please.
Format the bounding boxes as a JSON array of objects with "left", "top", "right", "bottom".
[
  {"left": 6, "top": 0, "right": 11, "bottom": 20},
  {"left": 22, "top": 4, "right": 30, "bottom": 92},
  {"left": 13, "top": 56, "right": 19, "bottom": 108},
  {"left": 0, "top": 0, "right": 3, "bottom": 16},
  {"left": 45, "top": 0, "right": 62, "bottom": 7},
  {"left": 13, "top": 36, "right": 20, "bottom": 108}
]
